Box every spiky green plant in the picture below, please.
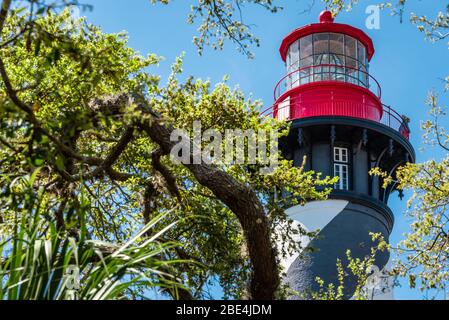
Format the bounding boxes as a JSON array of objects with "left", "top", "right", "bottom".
[{"left": 0, "top": 171, "right": 189, "bottom": 300}]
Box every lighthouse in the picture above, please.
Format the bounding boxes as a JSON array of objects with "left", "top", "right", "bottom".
[{"left": 267, "top": 11, "right": 415, "bottom": 298}]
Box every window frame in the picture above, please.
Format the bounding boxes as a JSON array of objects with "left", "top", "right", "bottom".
[
  {"left": 333, "top": 146, "right": 350, "bottom": 191},
  {"left": 334, "top": 147, "right": 349, "bottom": 163}
]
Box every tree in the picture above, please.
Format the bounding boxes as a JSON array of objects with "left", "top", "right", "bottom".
[
  {"left": 0, "top": 1, "right": 333, "bottom": 300},
  {"left": 387, "top": 96, "right": 449, "bottom": 294}
]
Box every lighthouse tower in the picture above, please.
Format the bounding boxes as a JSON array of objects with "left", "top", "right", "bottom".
[{"left": 268, "top": 11, "right": 415, "bottom": 298}]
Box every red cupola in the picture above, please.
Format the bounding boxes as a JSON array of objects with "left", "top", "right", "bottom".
[{"left": 266, "top": 11, "right": 410, "bottom": 140}]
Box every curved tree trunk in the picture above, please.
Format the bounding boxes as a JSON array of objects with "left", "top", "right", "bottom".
[{"left": 140, "top": 112, "right": 279, "bottom": 300}]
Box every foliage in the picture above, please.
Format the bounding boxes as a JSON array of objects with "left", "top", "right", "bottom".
[
  {"left": 372, "top": 96, "right": 449, "bottom": 293},
  {"left": 0, "top": 171, "right": 187, "bottom": 300}
]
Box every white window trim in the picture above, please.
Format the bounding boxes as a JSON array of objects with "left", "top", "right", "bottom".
[
  {"left": 334, "top": 147, "right": 350, "bottom": 190},
  {"left": 334, "top": 163, "right": 349, "bottom": 190},
  {"left": 334, "top": 147, "right": 348, "bottom": 163}
]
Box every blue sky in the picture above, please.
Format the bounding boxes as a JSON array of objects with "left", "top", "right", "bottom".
[{"left": 81, "top": 0, "right": 449, "bottom": 300}]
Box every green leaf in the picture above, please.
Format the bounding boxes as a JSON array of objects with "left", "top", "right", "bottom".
[
  {"left": 55, "top": 155, "right": 65, "bottom": 171},
  {"left": 31, "top": 156, "right": 45, "bottom": 167}
]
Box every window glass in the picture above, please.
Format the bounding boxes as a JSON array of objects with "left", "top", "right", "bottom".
[
  {"left": 358, "top": 64, "right": 368, "bottom": 87},
  {"left": 345, "top": 35, "right": 356, "bottom": 60},
  {"left": 329, "top": 54, "right": 345, "bottom": 66},
  {"left": 299, "top": 67, "right": 312, "bottom": 85},
  {"left": 286, "top": 40, "right": 299, "bottom": 88},
  {"left": 314, "top": 64, "right": 329, "bottom": 81},
  {"left": 329, "top": 33, "right": 344, "bottom": 55},
  {"left": 341, "top": 148, "right": 348, "bottom": 162},
  {"left": 286, "top": 51, "right": 291, "bottom": 88},
  {"left": 299, "top": 55, "right": 313, "bottom": 68},
  {"left": 345, "top": 56, "right": 358, "bottom": 70},
  {"left": 334, "top": 147, "right": 349, "bottom": 163},
  {"left": 334, "top": 164, "right": 349, "bottom": 190},
  {"left": 344, "top": 35, "right": 357, "bottom": 77},
  {"left": 286, "top": 33, "right": 370, "bottom": 91},
  {"left": 288, "top": 40, "right": 299, "bottom": 72},
  {"left": 313, "top": 33, "right": 329, "bottom": 56},
  {"left": 342, "top": 165, "right": 348, "bottom": 189},
  {"left": 300, "top": 35, "right": 313, "bottom": 59},
  {"left": 314, "top": 53, "right": 329, "bottom": 65},
  {"left": 335, "top": 149, "right": 341, "bottom": 162},
  {"left": 335, "top": 164, "right": 341, "bottom": 176},
  {"left": 328, "top": 54, "right": 344, "bottom": 81},
  {"left": 312, "top": 33, "right": 329, "bottom": 81},
  {"left": 357, "top": 41, "right": 366, "bottom": 67},
  {"left": 334, "top": 147, "right": 349, "bottom": 190}
]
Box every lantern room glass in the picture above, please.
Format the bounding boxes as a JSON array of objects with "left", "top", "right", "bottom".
[{"left": 286, "top": 32, "right": 369, "bottom": 90}]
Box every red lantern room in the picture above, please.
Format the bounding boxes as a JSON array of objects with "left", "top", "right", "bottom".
[{"left": 266, "top": 10, "right": 409, "bottom": 140}]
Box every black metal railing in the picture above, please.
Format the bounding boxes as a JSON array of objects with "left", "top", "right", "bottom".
[{"left": 380, "top": 104, "right": 410, "bottom": 139}]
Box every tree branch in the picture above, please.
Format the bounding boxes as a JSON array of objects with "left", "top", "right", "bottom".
[
  {"left": 151, "top": 148, "right": 181, "bottom": 202},
  {"left": 137, "top": 105, "right": 279, "bottom": 300}
]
